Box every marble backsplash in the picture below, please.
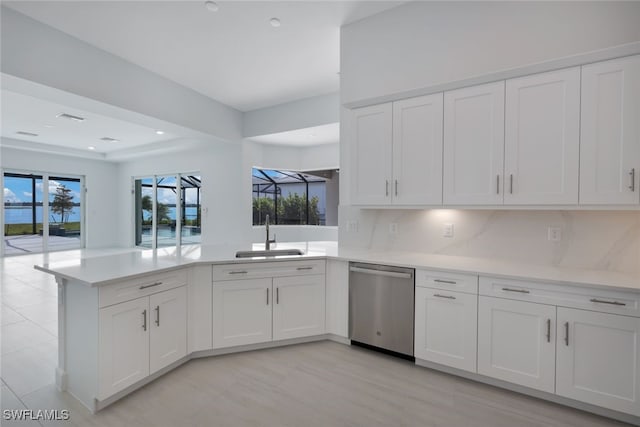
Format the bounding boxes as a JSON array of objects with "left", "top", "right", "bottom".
[{"left": 339, "top": 207, "right": 640, "bottom": 276}]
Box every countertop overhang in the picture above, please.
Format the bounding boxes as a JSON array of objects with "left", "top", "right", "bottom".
[{"left": 34, "top": 241, "right": 640, "bottom": 292}]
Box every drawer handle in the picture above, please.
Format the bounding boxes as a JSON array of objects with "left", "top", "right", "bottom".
[
  {"left": 433, "top": 294, "right": 456, "bottom": 300},
  {"left": 434, "top": 279, "right": 457, "bottom": 285},
  {"left": 139, "top": 281, "right": 163, "bottom": 290},
  {"left": 589, "top": 298, "right": 626, "bottom": 306},
  {"left": 501, "top": 287, "right": 530, "bottom": 294},
  {"left": 297, "top": 266, "right": 313, "bottom": 271},
  {"left": 229, "top": 271, "right": 248, "bottom": 275}
]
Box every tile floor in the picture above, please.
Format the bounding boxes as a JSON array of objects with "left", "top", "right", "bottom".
[{"left": 0, "top": 251, "right": 635, "bottom": 426}]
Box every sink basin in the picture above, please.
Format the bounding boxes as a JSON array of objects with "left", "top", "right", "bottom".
[{"left": 235, "top": 249, "right": 305, "bottom": 258}]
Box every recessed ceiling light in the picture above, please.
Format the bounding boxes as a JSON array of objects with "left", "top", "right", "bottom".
[
  {"left": 204, "top": 1, "right": 218, "bottom": 12},
  {"left": 88, "top": 146, "right": 96, "bottom": 150},
  {"left": 16, "top": 131, "right": 39, "bottom": 137},
  {"left": 43, "top": 124, "right": 55, "bottom": 128},
  {"left": 270, "top": 18, "right": 281, "bottom": 28},
  {"left": 56, "top": 113, "right": 85, "bottom": 122},
  {"left": 100, "top": 137, "right": 120, "bottom": 143},
  {"left": 155, "top": 130, "right": 165, "bottom": 135}
]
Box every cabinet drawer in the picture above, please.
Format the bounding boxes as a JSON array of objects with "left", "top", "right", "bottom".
[
  {"left": 480, "top": 276, "right": 640, "bottom": 317},
  {"left": 213, "top": 260, "right": 325, "bottom": 282},
  {"left": 99, "top": 269, "right": 188, "bottom": 308},
  {"left": 416, "top": 270, "right": 478, "bottom": 294}
]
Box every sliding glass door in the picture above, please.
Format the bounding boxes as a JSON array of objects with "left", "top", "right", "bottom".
[
  {"left": 3, "top": 172, "right": 83, "bottom": 256},
  {"left": 134, "top": 173, "right": 201, "bottom": 249}
]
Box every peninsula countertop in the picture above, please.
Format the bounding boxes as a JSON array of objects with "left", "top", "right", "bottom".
[{"left": 34, "top": 241, "right": 640, "bottom": 292}]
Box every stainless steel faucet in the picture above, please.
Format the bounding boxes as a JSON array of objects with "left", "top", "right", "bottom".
[{"left": 265, "top": 214, "right": 276, "bottom": 250}]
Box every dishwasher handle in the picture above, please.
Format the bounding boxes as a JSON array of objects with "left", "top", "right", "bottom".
[{"left": 349, "top": 266, "right": 412, "bottom": 279}]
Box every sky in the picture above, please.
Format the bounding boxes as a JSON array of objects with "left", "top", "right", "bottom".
[{"left": 3, "top": 177, "right": 81, "bottom": 204}]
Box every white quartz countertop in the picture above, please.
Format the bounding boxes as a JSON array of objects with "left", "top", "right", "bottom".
[{"left": 34, "top": 241, "right": 640, "bottom": 292}]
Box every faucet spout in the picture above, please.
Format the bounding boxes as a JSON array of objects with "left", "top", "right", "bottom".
[{"left": 265, "top": 214, "right": 276, "bottom": 250}]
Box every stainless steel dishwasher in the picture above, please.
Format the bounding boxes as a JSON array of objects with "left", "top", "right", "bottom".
[{"left": 349, "top": 262, "right": 415, "bottom": 359}]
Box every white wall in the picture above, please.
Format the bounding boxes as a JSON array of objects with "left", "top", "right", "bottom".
[
  {"left": 243, "top": 92, "right": 339, "bottom": 138},
  {"left": 1, "top": 142, "right": 120, "bottom": 248},
  {"left": 339, "top": 1, "right": 640, "bottom": 274},
  {"left": 116, "top": 138, "right": 247, "bottom": 248},
  {"left": 341, "top": 1, "right": 640, "bottom": 104}
]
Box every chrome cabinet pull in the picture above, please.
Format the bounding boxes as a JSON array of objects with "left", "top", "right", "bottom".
[
  {"left": 564, "top": 321, "right": 569, "bottom": 346},
  {"left": 509, "top": 174, "right": 514, "bottom": 194},
  {"left": 433, "top": 294, "right": 456, "bottom": 300},
  {"left": 385, "top": 180, "right": 389, "bottom": 196},
  {"left": 590, "top": 298, "right": 626, "bottom": 306},
  {"left": 434, "top": 279, "right": 456, "bottom": 285},
  {"left": 276, "top": 288, "right": 279, "bottom": 304},
  {"left": 395, "top": 180, "right": 398, "bottom": 196},
  {"left": 142, "top": 310, "right": 147, "bottom": 331},
  {"left": 139, "top": 281, "right": 162, "bottom": 290},
  {"left": 229, "top": 271, "right": 248, "bottom": 275},
  {"left": 501, "top": 287, "right": 530, "bottom": 294},
  {"left": 266, "top": 288, "right": 269, "bottom": 305},
  {"left": 297, "top": 266, "right": 313, "bottom": 271},
  {"left": 630, "top": 168, "right": 636, "bottom": 192},
  {"left": 155, "top": 306, "right": 160, "bottom": 327},
  {"left": 497, "top": 175, "right": 500, "bottom": 194},
  {"left": 546, "top": 319, "right": 551, "bottom": 343}
]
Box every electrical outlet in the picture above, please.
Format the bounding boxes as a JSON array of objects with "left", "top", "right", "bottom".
[
  {"left": 389, "top": 223, "right": 398, "bottom": 235},
  {"left": 548, "top": 227, "right": 562, "bottom": 241},
  {"left": 442, "top": 223, "right": 454, "bottom": 238},
  {"left": 346, "top": 220, "right": 358, "bottom": 233}
]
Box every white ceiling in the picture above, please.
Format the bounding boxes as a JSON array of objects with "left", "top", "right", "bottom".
[
  {"left": 1, "top": 90, "right": 179, "bottom": 154},
  {"left": 4, "top": 1, "right": 403, "bottom": 112},
  {"left": 247, "top": 122, "right": 338, "bottom": 146}
]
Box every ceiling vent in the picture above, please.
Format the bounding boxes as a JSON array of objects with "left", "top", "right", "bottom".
[
  {"left": 100, "top": 137, "right": 120, "bottom": 143},
  {"left": 56, "top": 113, "right": 85, "bottom": 122},
  {"left": 16, "top": 131, "right": 39, "bottom": 137}
]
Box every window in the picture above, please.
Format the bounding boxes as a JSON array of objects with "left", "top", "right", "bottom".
[
  {"left": 3, "top": 171, "right": 83, "bottom": 255},
  {"left": 252, "top": 168, "right": 338, "bottom": 226},
  {"left": 134, "top": 173, "right": 201, "bottom": 248}
]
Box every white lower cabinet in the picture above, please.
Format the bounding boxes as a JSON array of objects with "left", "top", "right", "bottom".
[
  {"left": 212, "top": 266, "right": 326, "bottom": 350},
  {"left": 415, "top": 287, "right": 477, "bottom": 372},
  {"left": 273, "top": 275, "right": 325, "bottom": 341},
  {"left": 477, "top": 296, "right": 556, "bottom": 393},
  {"left": 212, "top": 278, "right": 272, "bottom": 349},
  {"left": 556, "top": 307, "right": 640, "bottom": 416},
  {"left": 98, "top": 286, "right": 187, "bottom": 399}
]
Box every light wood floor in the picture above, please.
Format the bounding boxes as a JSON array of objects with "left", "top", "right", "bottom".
[
  {"left": 6, "top": 341, "right": 629, "bottom": 427},
  {"left": 0, "top": 254, "right": 633, "bottom": 426}
]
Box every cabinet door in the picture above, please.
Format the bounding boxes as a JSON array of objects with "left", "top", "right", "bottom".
[
  {"left": 213, "top": 278, "right": 272, "bottom": 349},
  {"left": 444, "top": 82, "right": 505, "bottom": 205},
  {"left": 350, "top": 103, "right": 393, "bottom": 205},
  {"left": 273, "top": 275, "right": 325, "bottom": 341},
  {"left": 580, "top": 56, "right": 640, "bottom": 205},
  {"left": 392, "top": 94, "right": 443, "bottom": 205},
  {"left": 556, "top": 308, "right": 640, "bottom": 416},
  {"left": 505, "top": 68, "right": 580, "bottom": 205},
  {"left": 415, "top": 288, "right": 477, "bottom": 373},
  {"left": 98, "top": 297, "right": 149, "bottom": 399},
  {"left": 149, "top": 286, "right": 187, "bottom": 374},
  {"left": 478, "top": 296, "right": 556, "bottom": 393}
]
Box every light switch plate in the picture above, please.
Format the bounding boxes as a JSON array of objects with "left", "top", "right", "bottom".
[{"left": 442, "top": 223, "right": 454, "bottom": 238}]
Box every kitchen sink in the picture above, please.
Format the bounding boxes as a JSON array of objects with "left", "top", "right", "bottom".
[{"left": 235, "top": 249, "right": 305, "bottom": 258}]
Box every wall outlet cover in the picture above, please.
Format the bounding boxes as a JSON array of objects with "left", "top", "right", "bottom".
[
  {"left": 548, "top": 227, "right": 562, "bottom": 241},
  {"left": 389, "top": 223, "right": 398, "bottom": 235},
  {"left": 442, "top": 223, "right": 454, "bottom": 238}
]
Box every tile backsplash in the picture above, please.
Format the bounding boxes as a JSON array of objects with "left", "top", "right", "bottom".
[{"left": 339, "top": 207, "right": 640, "bottom": 275}]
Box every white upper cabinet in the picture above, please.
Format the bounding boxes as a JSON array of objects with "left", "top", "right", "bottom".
[
  {"left": 580, "top": 55, "right": 640, "bottom": 205},
  {"left": 392, "top": 94, "right": 443, "bottom": 205},
  {"left": 504, "top": 68, "right": 580, "bottom": 205},
  {"left": 444, "top": 82, "right": 505, "bottom": 205},
  {"left": 350, "top": 103, "right": 393, "bottom": 205}
]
